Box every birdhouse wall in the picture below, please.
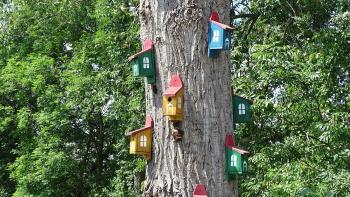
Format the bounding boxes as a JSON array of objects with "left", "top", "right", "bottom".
[
  {"left": 129, "top": 135, "right": 137, "bottom": 154},
  {"left": 226, "top": 149, "right": 243, "bottom": 175},
  {"left": 233, "top": 96, "right": 252, "bottom": 123},
  {"left": 223, "top": 31, "right": 231, "bottom": 50},
  {"left": 175, "top": 90, "right": 184, "bottom": 115},
  {"left": 137, "top": 51, "right": 155, "bottom": 77},
  {"left": 163, "top": 96, "right": 177, "bottom": 116},
  {"left": 209, "top": 23, "right": 224, "bottom": 49},
  {"left": 241, "top": 155, "right": 248, "bottom": 173},
  {"left": 162, "top": 90, "right": 184, "bottom": 120},
  {"left": 132, "top": 59, "right": 140, "bottom": 76},
  {"left": 129, "top": 129, "right": 152, "bottom": 155}
]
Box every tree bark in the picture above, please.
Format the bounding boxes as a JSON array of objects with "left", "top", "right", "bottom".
[{"left": 139, "top": 0, "right": 236, "bottom": 196}]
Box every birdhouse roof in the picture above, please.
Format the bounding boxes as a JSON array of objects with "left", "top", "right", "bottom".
[
  {"left": 126, "top": 115, "right": 153, "bottom": 136},
  {"left": 225, "top": 133, "right": 249, "bottom": 154},
  {"left": 209, "top": 11, "right": 234, "bottom": 30},
  {"left": 233, "top": 94, "right": 254, "bottom": 104},
  {"left": 164, "top": 75, "right": 183, "bottom": 96},
  {"left": 225, "top": 133, "right": 235, "bottom": 147},
  {"left": 193, "top": 184, "right": 208, "bottom": 197},
  {"left": 128, "top": 39, "right": 154, "bottom": 61},
  {"left": 231, "top": 146, "right": 249, "bottom": 155}
]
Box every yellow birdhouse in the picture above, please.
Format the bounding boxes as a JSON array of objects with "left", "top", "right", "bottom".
[
  {"left": 163, "top": 75, "right": 184, "bottom": 121},
  {"left": 126, "top": 115, "right": 153, "bottom": 160}
]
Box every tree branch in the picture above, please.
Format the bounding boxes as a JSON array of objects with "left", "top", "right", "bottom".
[{"left": 243, "top": 14, "right": 260, "bottom": 40}]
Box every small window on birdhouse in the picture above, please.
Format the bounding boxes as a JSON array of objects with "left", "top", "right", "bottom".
[
  {"left": 213, "top": 30, "right": 220, "bottom": 42},
  {"left": 238, "top": 103, "right": 246, "bottom": 115},
  {"left": 231, "top": 155, "right": 237, "bottom": 167},
  {"left": 167, "top": 103, "right": 174, "bottom": 114},
  {"left": 178, "top": 97, "right": 182, "bottom": 109},
  {"left": 243, "top": 161, "right": 248, "bottom": 172},
  {"left": 133, "top": 64, "right": 138, "bottom": 75},
  {"left": 140, "top": 135, "right": 147, "bottom": 147},
  {"left": 225, "top": 38, "right": 230, "bottom": 48},
  {"left": 143, "top": 57, "right": 150, "bottom": 69}
]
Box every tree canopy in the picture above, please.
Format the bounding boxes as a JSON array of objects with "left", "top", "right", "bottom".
[
  {"left": 1, "top": 0, "right": 145, "bottom": 196},
  {"left": 232, "top": 0, "right": 350, "bottom": 196}
]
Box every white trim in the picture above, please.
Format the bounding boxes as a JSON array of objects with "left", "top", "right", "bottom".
[
  {"left": 238, "top": 103, "right": 246, "bottom": 115},
  {"left": 140, "top": 135, "right": 147, "bottom": 147},
  {"left": 143, "top": 57, "right": 150, "bottom": 69},
  {"left": 167, "top": 103, "right": 174, "bottom": 114},
  {"left": 231, "top": 155, "right": 237, "bottom": 167},
  {"left": 213, "top": 30, "right": 220, "bottom": 42}
]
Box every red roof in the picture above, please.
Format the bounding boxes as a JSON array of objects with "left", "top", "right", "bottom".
[
  {"left": 144, "top": 115, "right": 153, "bottom": 128},
  {"left": 225, "top": 133, "right": 235, "bottom": 147},
  {"left": 209, "top": 11, "right": 234, "bottom": 30},
  {"left": 128, "top": 39, "right": 154, "bottom": 61},
  {"left": 225, "top": 134, "right": 249, "bottom": 154},
  {"left": 193, "top": 184, "right": 207, "bottom": 197},
  {"left": 163, "top": 75, "right": 183, "bottom": 96},
  {"left": 209, "top": 11, "right": 220, "bottom": 22},
  {"left": 126, "top": 115, "right": 153, "bottom": 136}
]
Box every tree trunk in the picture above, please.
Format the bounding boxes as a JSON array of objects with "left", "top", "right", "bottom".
[{"left": 139, "top": 1, "right": 237, "bottom": 196}]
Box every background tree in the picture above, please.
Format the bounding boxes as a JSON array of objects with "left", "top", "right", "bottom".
[
  {"left": 231, "top": 0, "right": 350, "bottom": 196},
  {"left": 0, "top": 0, "right": 144, "bottom": 196}
]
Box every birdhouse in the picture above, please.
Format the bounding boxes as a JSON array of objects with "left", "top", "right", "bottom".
[
  {"left": 232, "top": 94, "right": 253, "bottom": 123},
  {"left": 128, "top": 39, "right": 156, "bottom": 84},
  {"left": 208, "top": 11, "right": 234, "bottom": 57},
  {"left": 163, "top": 75, "right": 184, "bottom": 121},
  {"left": 126, "top": 116, "right": 153, "bottom": 160},
  {"left": 225, "top": 134, "right": 249, "bottom": 180},
  {"left": 193, "top": 184, "right": 208, "bottom": 197}
]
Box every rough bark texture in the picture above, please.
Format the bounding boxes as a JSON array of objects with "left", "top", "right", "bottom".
[{"left": 139, "top": 0, "right": 237, "bottom": 196}]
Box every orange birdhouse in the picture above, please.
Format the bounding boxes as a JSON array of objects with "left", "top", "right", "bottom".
[
  {"left": 163, "top": 75, "right": 184, "bottom": 121},
  {"left": 126, "top": 115, "right": 153, "bottom": 160}
]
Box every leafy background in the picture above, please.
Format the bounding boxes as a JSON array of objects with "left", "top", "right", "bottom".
[
  {"left": 1, "top": 0, "right": 350, "bottom": 196},
  {"left": 232, "top": 0, "right": 350, "bottom": 196}
]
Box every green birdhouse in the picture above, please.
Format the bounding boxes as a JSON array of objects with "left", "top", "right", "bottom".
[
  {"left": 232, "top": 94, "right": 253, "bottom": 123},
  {"left": 225, "top": 134, "right": 249, "bottom": 180},
  {"left": 128, "top": 39, "right": 156, "bottom": 84}
]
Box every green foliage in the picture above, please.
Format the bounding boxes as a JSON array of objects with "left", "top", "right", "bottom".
[
  {"left": 9, "top": 135, "right": 79, "bottom": 196},
  {"left": 232, "top": 1, "right": 350, "bottom": 196},
  {"left": 1, "top": 0, "right": 144, "bottom": 196}
]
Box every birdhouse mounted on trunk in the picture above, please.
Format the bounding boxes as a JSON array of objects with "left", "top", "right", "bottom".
[
  {"left": 225, "top": 134, "right": 249, "bottom": 180},
  {"left": 232, "top": 94, "right": 253, "bottom": 123},
  {"left": 126, "top": 115, "right": 153, "bottom": 160},
  {"left": 163, "top": 75, "right": 184, "bottom": 121},
  {"left": 193, "top": 184, "right": 208, "bottom": 197},
  {"left": 208, "top": 11, "right": 234, "bottom": 57},
  {"left": 128, "top": 39, "right": 156, "bottom": 84}
]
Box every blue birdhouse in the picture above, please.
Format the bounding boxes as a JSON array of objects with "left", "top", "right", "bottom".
[{"left": 208, "top": 11, "right": 234, "bottom": 57}]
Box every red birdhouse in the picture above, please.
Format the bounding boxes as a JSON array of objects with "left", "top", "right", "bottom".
[{"left": 193, "top": 184, "right": 208, "bottom": 197}]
